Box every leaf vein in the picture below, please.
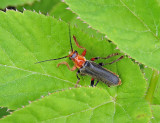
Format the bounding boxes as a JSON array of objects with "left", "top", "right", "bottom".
[
  {"left": 0, "top": 73, "right": 34, "bottom": 87},
  {"left": 0, "top": 45, "right": 16, "bottom": 66},
  {"left": 0, "top": 64, "right": 75, "bottom": 85},
  {"left": 120, "top": 0, "right": 160, "bottom": 40},
  {"left": 42, "top": 101, "right": 113, "bottom": 122}
]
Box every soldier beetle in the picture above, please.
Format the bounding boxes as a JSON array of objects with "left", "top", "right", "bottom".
[{"left": 36, "top": 25, "right": 123, "bottom": 87}]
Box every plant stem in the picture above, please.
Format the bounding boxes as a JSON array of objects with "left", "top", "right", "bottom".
[{"left": 145, "top": 70, "right": 159, "bottom": 103}]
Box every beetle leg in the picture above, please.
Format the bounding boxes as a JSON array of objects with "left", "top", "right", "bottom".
[
  {"left": 99, "top": 56, "right": 124, "bottom": 66},
  {"left": 91, "top": 79, "right": 99, "bottom": 87},
  {"left": 75, "top": 70, "right": 80, "bottom": 88},
  {"left": 91, "top": 78, "right": 94, "bottom": 87},
  {"left": 81, "top": 49, "right": 87, "bottom": 56},
  {"left": 57, "top": 62, "right": 77, "bottom": 71},
  {"left": 94, "top": 81, "right": 99, "bottom": 86},
  {"left": 73, "top": 35, "right": 87, "bottom": 56},
  {"left": 90, "top": 53, "right": 119, "bottom": 61}
]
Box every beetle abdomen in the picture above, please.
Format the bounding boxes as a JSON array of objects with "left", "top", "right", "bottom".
[{"left": 79, "top": 61, "right": 120, "bottom": 86}]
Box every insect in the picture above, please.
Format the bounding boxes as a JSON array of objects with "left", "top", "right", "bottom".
[{"left": 36, "top": 26, "right": 123, "bottom": 87}]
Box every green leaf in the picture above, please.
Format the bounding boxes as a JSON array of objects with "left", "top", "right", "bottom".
[
  {"left": 0, "top": 10, "right": 114, "bottom": 109},
  {"left": 151, "top": 105, "right": 160, "bottom": 123},
  {"left": 17, "top": 0, "right": 105, "bottom": 39},
  {"left": 65, "top": 0, "right": 160, "bottom": 71},
  {"left": 0, "top": 10, "right": 151, "bottom": 121},
  {"left": 49, "top": 2, "right": 105, "bottom": 40},
  {"left": 0, "top": 0, "right": 36, "bottom": 9},
  {"left": 0, "top": 87, "right": 151, "bottom": 122},
  {"left": 0, "top": 10, "right": 77, "bottom": 109},
  {"left": 17, "top": 0, "right": 60, "bottom": 14}
]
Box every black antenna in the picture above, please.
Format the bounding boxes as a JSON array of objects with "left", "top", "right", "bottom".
[
  {"left": 69, "top": 23, "right": 73, "bottom": 52},
  {"left": 35, "top": 24, "right": 73, "bottom": 64},
  {"left": 35, "top": 56, "right": 68, "bottom": 64}
]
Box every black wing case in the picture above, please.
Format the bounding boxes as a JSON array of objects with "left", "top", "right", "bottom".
[{"left": 79, "top": 61, "right": 120, "bottom": 86}]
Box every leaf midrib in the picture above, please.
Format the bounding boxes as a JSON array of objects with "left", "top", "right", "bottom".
[
  {"left": 119, "top": 0, "right": 159, "bottom": 41},
  {"left": 0, "top": 64, "right": 75, "bottom": 86},
  {"left": 41, "top": 101, "right": 113, "bottom": 122}
]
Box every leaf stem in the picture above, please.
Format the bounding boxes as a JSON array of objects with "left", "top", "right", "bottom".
[{"left": 145, "top": 69, "right": 159, "bottom": 103}]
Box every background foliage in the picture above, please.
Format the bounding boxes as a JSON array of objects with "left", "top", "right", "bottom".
[{"left": 0, "top": 0, "right": 159, "bottom": 122}]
